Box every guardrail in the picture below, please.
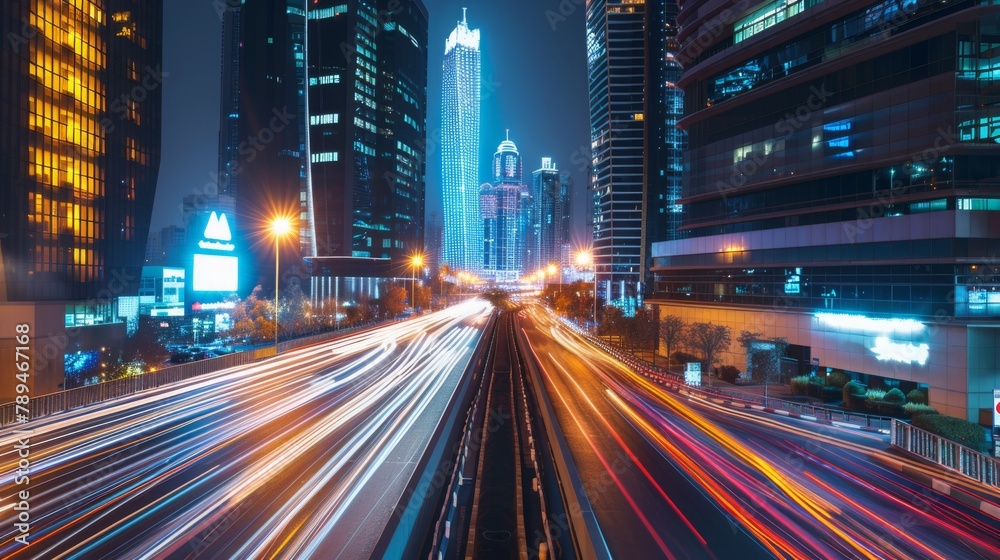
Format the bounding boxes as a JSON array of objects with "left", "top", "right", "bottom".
[
  {"left": 890, "top": 419, "right": 1000, "bottom": 488},
  {"left": 0, "top": 347, "right": 273, "bottom": 427},
  {"left": 0, "top": 322, "right": 391, "bottom": 428},
  {"left": 559, "top": 316, "right": 895, "bottom": 431}
]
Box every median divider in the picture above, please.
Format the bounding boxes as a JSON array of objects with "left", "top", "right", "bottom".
[{"left": 516, "top": 322, "right": 613, "bottom": 560}]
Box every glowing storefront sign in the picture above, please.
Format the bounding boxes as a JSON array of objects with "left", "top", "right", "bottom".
[
  {"left": 869, "top": 337, "right": 929, "bottom": 366},
  {"left": 198, "top": 211, "right": 235, "bottom": 251},
  {"left": 815, "top": 312, "right": 924, "bottom": 334}
]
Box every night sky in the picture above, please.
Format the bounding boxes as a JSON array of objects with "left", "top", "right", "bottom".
[{"left": 155, "top": 0, "right": 592, "bottom": 247}]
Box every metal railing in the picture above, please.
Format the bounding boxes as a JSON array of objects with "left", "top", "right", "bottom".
[
  {"left": 561, "top": 316, "right": 895, "bottom": 431},
  {"left": 890, "top": 419, "right": 999, "bottom": 488},
  {"left": 0, "top": 323, "right": 393, "bottom": 428},
  {"left": 0, "top": 348, "right": 274, "bottom": 427}
]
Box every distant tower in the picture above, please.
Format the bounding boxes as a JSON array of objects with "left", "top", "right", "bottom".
[
  {"left": 531, "top": 158, "right": 565, "bottom": 274},
  {"left": 483, "top": 132, "right": 524, "bottom": 282},
  {"left": 441, "top": 8, "right": 482, "bottom": 274}
]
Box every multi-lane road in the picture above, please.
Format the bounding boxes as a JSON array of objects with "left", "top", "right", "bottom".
[
  {"left": 519, "top": 306, "right": 1000, "bottom": 560},
  {"left": 3, "top": 299, "right": 998, "bottom": 560},
  {"left": 0, "top": 300, "right": 491, "bottom": 559}
]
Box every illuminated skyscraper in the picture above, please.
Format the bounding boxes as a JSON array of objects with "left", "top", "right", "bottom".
[
  {"left": 482, "top": 133, "right": 524, "bottom": 283},
  {"left": 531, "top": 158, "right": 567, "bottom": 274},
  {"left": 587, "top": 0, "right": 646, "bottom": 315},
  {"left": 0, "top": 0, "right": 163, "bottom": 395},
  {"left": 641, "top": 0, "right": 686, "bottom": 289},
  {"left": 305, "top": 0, "right": 427, "bottom": 262},
  {"left": 441, "top": 9, "right": 482, "bottom": 274}
]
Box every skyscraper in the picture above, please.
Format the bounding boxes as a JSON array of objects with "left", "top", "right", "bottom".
[
  {"left": 481, "top": 133, "right": 524, "bottom": 283},
  {"left": 587, "top": 0, "right": 646, "bottom": 315},
  {"left": 641, "top": 0, "right": 686, "bottom": 290},
  {"left": 0, "top": 0, "right": 163, "bottom": 395},
  {"left": 531, "top": 158, "right": 567, "bottom": 274},
  {"left": 652, "top": 0, "right": 1000, "bottom": 421},
  {"left": 305, "top": 0, "right": 428, "bottom": 262},
  {"left": 441, "top": 9, "right": 482, "bottom": 274},
  {"left": 223, "top": 0, "right": 307, "bottom": 295},
  {"left": 222, "top": 1, "right": 427, "bottom": 310}
]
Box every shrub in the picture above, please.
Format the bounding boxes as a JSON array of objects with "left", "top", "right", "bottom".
[
  {"left": 912, "top": 414, "right": 988, "bottom": 452},
  {"left": 821, "top": 386, "right": 842, "bottom": 403},
  {"left": 865, "top": 389, "right": 886, "bottom": 404},
  {"left": 875, "top": 401, "right": 904, "bottom": 417},
  {"left": 807, "top": 376, "right": 824, "bottom": 398},
  {"left": 884, "top": 388, "right": 907, "bottom": 404},
  {"left": 843, "top": 381, "right": 867, "bottom": 411},
  {"left": 906, "top": 389, "right": 928, "bottom": 405},
  {"left": 903, "top": 403, "right": 939, "bottom": 417},
  {"left": 825, "top": 371, "right": 851, "bottom": 389},
  {"left": 718, "top": 365, "right": 740, "bottom": 384},
  {"left": 790, "top": 376, "right": 811, "bottom": 395}
]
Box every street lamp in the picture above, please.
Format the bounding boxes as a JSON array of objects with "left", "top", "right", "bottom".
[
  {"left": 270, "top": 217, "right": 293, "bottom": 350},
  {"left": 410, "top": 254, "right": 424, "bottom": 311},
  {"left": 576, "top": 250, "right": 596, "bottom": 329}
]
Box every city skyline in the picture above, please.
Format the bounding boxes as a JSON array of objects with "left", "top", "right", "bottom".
[{"left": 152, "top": 0, "right": 593, "bottom": 246}]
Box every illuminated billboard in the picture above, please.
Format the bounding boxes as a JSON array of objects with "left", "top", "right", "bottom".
[{"left": 193, "top": 254, "right": 238, "bottom": 292}]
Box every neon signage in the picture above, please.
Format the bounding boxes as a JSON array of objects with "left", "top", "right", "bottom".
[
  {"left": 815, "top": 313, "right": 924, "bottom": 334},
  {"left": 869, "top": 337, "right": 929, "bottom": 366}
]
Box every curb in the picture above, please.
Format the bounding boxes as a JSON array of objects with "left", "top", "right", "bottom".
[
  {"left": 873, "top": 453, "right": 1000, "bottom": 521},
  {"left": 627, "top": 364, "right": 893, "bottom": 435}
]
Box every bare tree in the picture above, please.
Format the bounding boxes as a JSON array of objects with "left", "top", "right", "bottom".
[
  {"left": 659, "top": 315, "right": 687, "bottom": 368},
  {"left": 688, "top": 322, "right": 732, "bottom": 387}
]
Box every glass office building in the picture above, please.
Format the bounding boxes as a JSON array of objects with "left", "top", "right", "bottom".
[
  {"left": 651, "top": 0, "right": 1000, "bottom": 421},
  {"left": 587, "top": 0, "right": 647, "bottom": 315},
  {"left": 0, "top": 0, "right": 163, "bottom": 396}
]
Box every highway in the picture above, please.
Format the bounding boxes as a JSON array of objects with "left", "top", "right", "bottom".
[
  {"left": 519, "top": 306, "right": 1000, "bottom": 560},
  {"left": 0, "top": 300, "right": 492, "bottom": 559}
]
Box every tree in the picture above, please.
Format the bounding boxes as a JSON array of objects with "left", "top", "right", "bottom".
[
  {"left": 687, "top": 322, "right": 732, "bottom": 387},
  {"left": 631, "top": 307, "right": 658, "bottom": 359},
  {"left": 659, "top": 315, "right": 687, "bottom": 368},
  {"left": 599, "top": 306, "right": 626, "bottom": 343},
  {"left": 280, "top": 277, "right": 308, "bottom": 337},
  {"left": 377, "top": 282, "right": 408, "bottom": 319},
  {"left": 482, "top": 288, "right": 511, "bottom": 309},
  {"left": 229, "top": 285, "right": 275, "bottom": 344}
]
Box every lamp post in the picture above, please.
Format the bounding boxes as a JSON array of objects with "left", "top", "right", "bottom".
[
  {"left": 271, "top": 217, "right": 292, "bottom": 351},
  {"left": 410, "top": 254, "right": 424, "bottom": 311},
  {"left": 576, "top": 250, "right": 596, "bottom": 331}
]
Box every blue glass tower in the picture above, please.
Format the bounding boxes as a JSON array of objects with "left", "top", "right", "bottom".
[{"left": 441, "top": 9, "right": 482, "bottom": 274}]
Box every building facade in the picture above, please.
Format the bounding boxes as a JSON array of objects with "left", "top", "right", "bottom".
[
  {"left": 641, "top": 0, "right": 686, "bottom": 291},
  {"left": 531, "top": 158, "right": 568, "bottom": 275},
  {"left": 441, "top": 9, "right": 482, "bottom": 274},
  {"left": 223, "top": 0, "right": 307, "bottom": 295},
  {"left": 481, "top": 134, "right": 525, "bottom": 283},
  {"left": 0, "top": 0, "right": 163, "bottom": 395},
  {"left": 305, "top": 0, "right": 428, "bottom": 264},
  {"left": 587, "top": 0, "right": 647, "bottom": 315},
  {"left": 652, "top": 0, "right": 1000, "bottom": 421}
]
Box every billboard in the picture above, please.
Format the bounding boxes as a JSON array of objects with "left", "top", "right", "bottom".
[
  {"left": 191, "top": 211, "right": 238, "bottom": 294},
  {"left": 193, "top": 254, "right": 238, "bottom": 292}
]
